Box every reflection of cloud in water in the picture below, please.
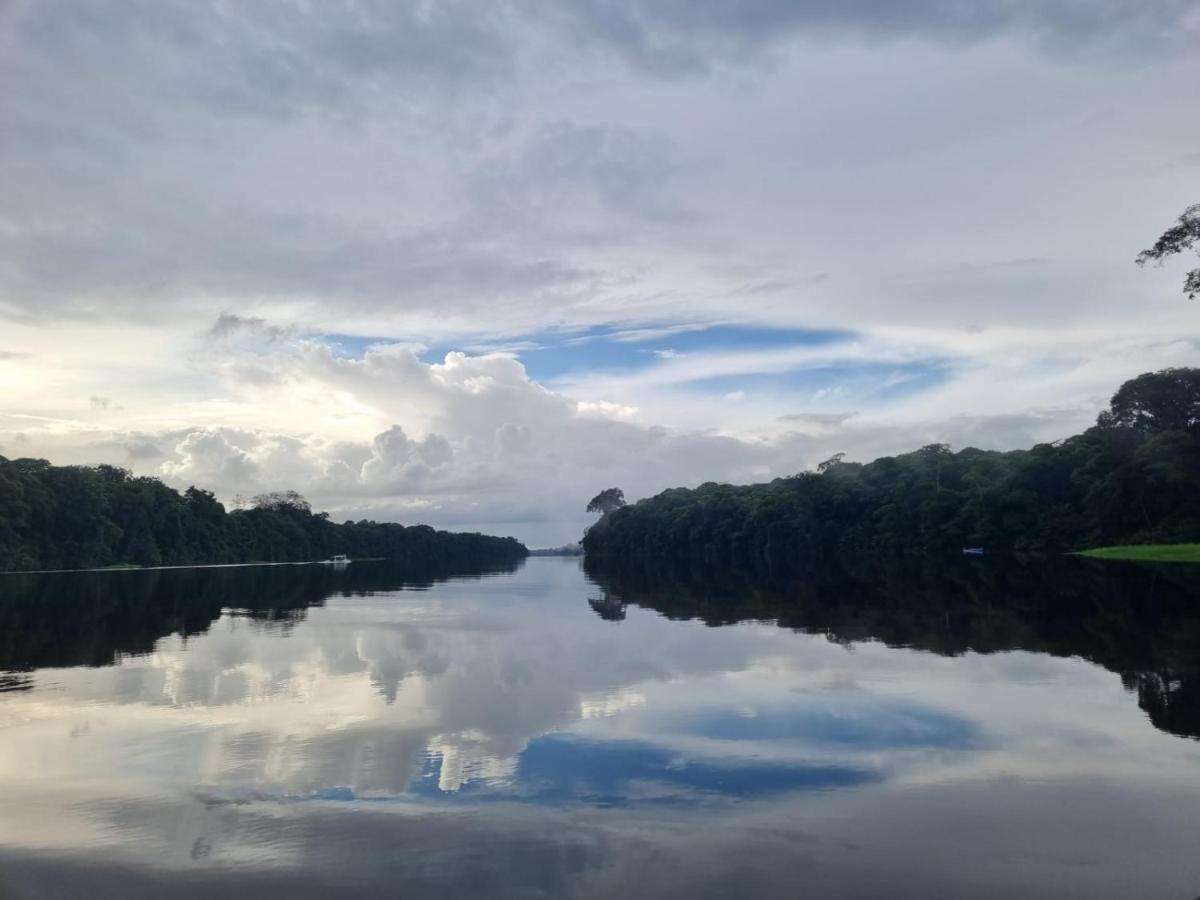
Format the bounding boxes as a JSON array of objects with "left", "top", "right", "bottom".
[
  {"left": 3, "top": 560, "right": 1200, "bottom": 899},
  {"left": 672, "top": 699, "right": 980, "bottom": 750},
  {"left": 426, "top": 732, "right": 518, "bottom": 792},
  {"left": 580, "top": 689, "right": 646, "bottom": 719}
]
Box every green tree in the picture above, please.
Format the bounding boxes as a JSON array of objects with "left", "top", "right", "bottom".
[
  {"left": 0, "top": 459, "right": 526, "bottom": 572},
  {"left": 581, "top": 368, "right": 1200, "bottom": 564},
  {"left": 816, "top": 453, "right": 846, "bottom": 474},
  {"left": 1137, "top": 203, "right": 1200, "bottom": 299},
  {"left": 1099, "top": 368, "right": 1200, "bottom": 434},
  {"left": 586, "top": 488, "right": 627, "bottom": 515},
  {"left": 252, "top": 490, "right": 312, "bottom": 513}
]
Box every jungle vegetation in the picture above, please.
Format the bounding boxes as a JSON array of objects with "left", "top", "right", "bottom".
[
  {"left": 582, "top": 368, "right": 1200, "bottom": 569},
  {"left": 0, "top": 467, "right": 527, "bottom": 572}
]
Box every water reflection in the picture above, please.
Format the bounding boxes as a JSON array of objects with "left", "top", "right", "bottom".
[
  {"left": 0, "top": 559, "right": 520, "bottom": 670},
  {"left": 0, "top": 557, "right": 1197, "bottom": 899},
  {"left": 586, "top": 554, "right": 1200, "bottom": 741}
]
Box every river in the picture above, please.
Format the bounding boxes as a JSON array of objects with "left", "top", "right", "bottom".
[{"left": 0, "top": 556, "right": 1197, "bottom": 898}]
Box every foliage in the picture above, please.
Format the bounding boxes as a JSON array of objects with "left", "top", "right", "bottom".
[
  {"left": 1137, "top": 202, "right": 1200, "bottom": 299},
  {"left": 586, "top": 487, "right": 627, "bottom": 515},
  {"left": 582, "top": 369, "right": 1200, "bottom": 569},
  {"left": 0, "top": 464, "right": 526, "bottom": 572},
  {"left": 1099, "top": 368, "right": 1200, "bottom": 433},
  {"left": 252, "top": 490, "right": 312, "bottom": 513}
]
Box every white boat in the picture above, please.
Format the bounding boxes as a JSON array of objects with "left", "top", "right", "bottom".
[{"left": 323, "top": 554, "right": 351, "bottom": 566}]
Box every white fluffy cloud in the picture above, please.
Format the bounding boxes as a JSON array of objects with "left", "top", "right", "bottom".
[{"left": 4, "top": 325, "right": 1179, "bottom": 545}]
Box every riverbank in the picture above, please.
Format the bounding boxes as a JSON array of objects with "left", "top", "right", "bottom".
[{"left": 1078, "top": 544, "right": 1200, "bottom": 563}]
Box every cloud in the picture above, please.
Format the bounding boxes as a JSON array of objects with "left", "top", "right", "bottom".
[
  {"left": 469, "top": 121, "right": 687, "bottom": 224},
  {"left": 538, "top": 0, "right": 1199, "bottom": 78},
  {"left": 360, "top": 425, "right": 454, "bottom": 491},
  {"left": 3, "top": 0, "right": 1194, "bottom": 327},
  {"left": 123, "top": 438, "right": 166, "bottom": 462},
  {"left": 207, "top": 313, "right": 293, "bottom": 343},
  {"left": 159, "top": 429, "right": 263, "bottom": 489},
  {"left": 15, "top": 326, "right": 1138, "bottom": 544},
  {"left": 778, "top": 412, "right": 857, "bottom": 428}
]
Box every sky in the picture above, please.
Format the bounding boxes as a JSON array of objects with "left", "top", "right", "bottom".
[{"left": 1, "top": 1, "right": 1199, "bottom": 546}]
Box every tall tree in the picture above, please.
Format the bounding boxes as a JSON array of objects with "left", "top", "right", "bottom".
[
  {"left": 1137, "top": 203, "right": 1200, "bottom": 299},
  {"left": 586, "top": 488, "right": 627, "bottom": 515},
  {"left": 1100, "top": 368, "right": 1200, "bottom": 434}
]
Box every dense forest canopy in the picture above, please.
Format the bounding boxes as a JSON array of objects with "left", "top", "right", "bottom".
[
  {"left": 0, "top": 462, "right": 526, "bottom": 572},
  {"left": 1137, "top": 202, "right": 1200, "bottom": 300},
  {"left": 582, "top": 368, "right": 1200, "bottom": 569}
]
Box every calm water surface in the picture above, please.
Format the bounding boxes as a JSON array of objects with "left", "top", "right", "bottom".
[{"left": 0, "top": 557, "right": 1198, "bottom": 899}]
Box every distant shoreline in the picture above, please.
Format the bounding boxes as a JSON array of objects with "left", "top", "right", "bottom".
[
  {"left": 0, "top": 557, "right": 389, "bottom": 577},
  {"left": 1076, "top": 544, "right": 1200, "bottom": 564}
]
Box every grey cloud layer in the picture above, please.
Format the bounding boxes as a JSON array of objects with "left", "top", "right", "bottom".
[
  {"left": 2, "top": 0, "right": 1195, "bottom": 320},
  {"left": 547, "top": 0, "right": 1198, "bottom": 74}
]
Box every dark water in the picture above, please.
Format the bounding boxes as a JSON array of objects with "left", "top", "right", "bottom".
[{"left": 0, "top": 556, "right": 1198, "bottom": 899}]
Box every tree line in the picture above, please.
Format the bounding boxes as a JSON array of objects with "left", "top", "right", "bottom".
[
  {"left": 0, "top": 464, "right": 527, "bottom": 571},
  {"left": 582, "top": 368, "right": 1200, "bottom": 569}
]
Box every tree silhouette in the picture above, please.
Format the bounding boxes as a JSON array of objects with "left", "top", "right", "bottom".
[
  {"left": 1137, "top": 203, "right": 1200, "bottom": 299},
  {"left": 252, "top": 490, "right": 312, "bottom": 513},
  {"left": 586, "top": 488, "right": 626, "bottom": 515}
]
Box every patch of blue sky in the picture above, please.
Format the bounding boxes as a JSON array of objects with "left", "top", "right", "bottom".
[
  {"left": 689, "top": 358, "right": 956, "bottom": 406},
  {"left": 316, "top": 324, "right": 863, "bottom": 386},
  {"left": 458, "top": 323, "right": 856, "bottom": 383}
]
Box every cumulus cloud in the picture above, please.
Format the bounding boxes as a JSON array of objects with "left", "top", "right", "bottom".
[
  {"left": 20, "top": 330, "right": 1113, "bottom": 544},
  {"left": 160, "top": 429, "right": 264, "bottom": 489}
]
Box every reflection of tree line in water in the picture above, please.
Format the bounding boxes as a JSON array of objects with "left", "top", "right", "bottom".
[
  {"left": 584, "top": 555, "right": 1200, "bottom": 742},
  {"left": 0, "top": 559, "right": 523, "bottom": 677}
]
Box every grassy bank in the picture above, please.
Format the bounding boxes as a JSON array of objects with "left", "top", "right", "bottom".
[{"left": 1078, "top": 544, "right": 1200, "bottom": 563}]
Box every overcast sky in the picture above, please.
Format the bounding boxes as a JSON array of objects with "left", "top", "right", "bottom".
[{"left": 2, "top": 1, "right": 1198, "bottom": 545}]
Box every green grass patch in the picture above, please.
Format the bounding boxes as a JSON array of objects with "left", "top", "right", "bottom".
[{"left": 1078, "top": 544, "right": 1200, "bottom": 563}]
